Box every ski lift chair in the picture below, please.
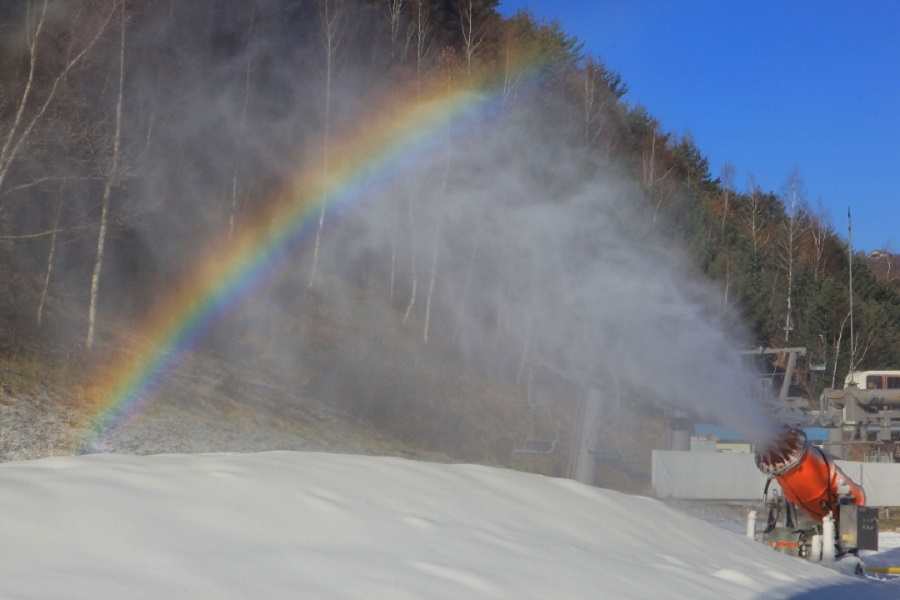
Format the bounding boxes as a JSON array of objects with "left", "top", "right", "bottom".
[
  {"left": 515, "top": 411, "right": 560, "bottom": 454},
  {"left": 809, "top": 335, "right": 827, "bottom": 372}
]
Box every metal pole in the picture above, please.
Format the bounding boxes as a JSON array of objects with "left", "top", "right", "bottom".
[
  {"left": 825, "top": 426, "right": 844, "bottom": 459},
  {"left": 779, "top": 350, "right": 798, "bottom": 401},
  {"left": 848, "top": 207, "right": 855, "bottom": 369},
  {"left": 572, "top": 387, "right": 602, "bottom": 486}
]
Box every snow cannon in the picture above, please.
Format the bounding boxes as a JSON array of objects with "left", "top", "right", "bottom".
[
  {"left": 751, "top": 426, "right": 878, "bottom": 565},
  {"left": 755, "top": 427, "right": 865, "bottom": 520}
]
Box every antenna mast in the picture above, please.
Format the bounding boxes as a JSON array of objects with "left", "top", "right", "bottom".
[{"left": 848, "top": 207, "right": 855, "bottom": 369}]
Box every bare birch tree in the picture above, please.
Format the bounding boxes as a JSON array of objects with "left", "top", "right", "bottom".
[
  {"left": 884, "top": 241, "right": 895, "bottom": 280},
  {"left": 228, "top": 12, "right": 257, "bottom": 241},
  {"left": 742, "top": 173, "right": 769, "bottom": 254},
  {"left": 830, "top": 315, "right": 873, "bottom": 391},
  {"left": 423, "top": 49, "right": 457, "bottom": 344},
  {"left": 847, "top": 325, "right": 871, "bottom": 376},
  {"left": 37, "top": 183, "right": 66, "bottom": 328},
  {"left": 412, "top": 0, "right": 432, "bottom": 96},
  {"left": 500, "top": 24, "right": 524, "bottom": 109},
  {"left": 383, "top": 0, "right": 410, "bottom": 61},
  {"left": 829, "top": 312, "right": 850, "bottom": 388},
  {"left": 775, "top": 169, "right": 809, "bottom": 342},
  {"left": 719, "top": 162, "right": 735, "bottom": 310},
  {"left": 581, "top": 57, "right": 608, "bottom": 152},
  {"left": 0, "top": 1, "right": 115, "bottom": 204},
  {"left": 382, "top": 0, "right": 411, "bottom": 305},
  {"left": 402, "top": 186, "right": 419, "bottom": 324},
  {"left": 809, "top": 196, "right": 833, "bottom": 283},
  {"left": 457, "top": 0, "right": 486, "bottom": 77},
  {"left": 87, "top": 0, "right": 127, "bottom": 350},
  {"left": 402, "top": 0, "right": 433, "bottom": 324},
  {"left": 308, "top": 0, "right": 346, "bottom": 289},
  {"left": 642, "top": 127, "right": 675, "bottom": 229}
]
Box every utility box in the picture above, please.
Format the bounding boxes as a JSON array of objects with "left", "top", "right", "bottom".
[{"left": 839, "top": 504, "right": 879, "bottom": 552}]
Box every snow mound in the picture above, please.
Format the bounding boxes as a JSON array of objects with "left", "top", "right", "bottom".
[{"left": 0, "top": 452, "right": 896, "bottom": 599}]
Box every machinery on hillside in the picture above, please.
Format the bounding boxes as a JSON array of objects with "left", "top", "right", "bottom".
[
  {"left": 739, "top": 347, "right": 900, "bottom": 459},
  {"left": 739, "top": 346, "right": 822, "bottom": 428},
  {"left": 820, "top": 371, "right": 900, "bottom": 446},
  {"left": 751, "top": 426, "right": 878, "bottom": 571}
]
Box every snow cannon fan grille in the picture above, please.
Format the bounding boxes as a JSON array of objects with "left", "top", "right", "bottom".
[{"left": 754, "top": 427, "right": 808, "bottom": 475}]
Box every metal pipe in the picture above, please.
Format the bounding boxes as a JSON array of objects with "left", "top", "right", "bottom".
[
  {"left": 810, "top": 534, "right": 823, "bottom": 562},
  {"left": 822, "top": 514, "right": 836, "bottom": 562},
  {"left": 572, "top": 388, "right": 602, "bottom": 486}
]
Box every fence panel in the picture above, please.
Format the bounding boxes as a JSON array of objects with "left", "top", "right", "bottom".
[{"left": 652, "top": 451, "right": 900, "bottom": 506}]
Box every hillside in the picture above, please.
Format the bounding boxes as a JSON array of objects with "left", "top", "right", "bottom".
[
  {"left": 0, "top": 248, "right": 454, "bottom": 463},
  {"left": 0, "top": 351, "right": 431, "bottom": 463},
  {"left": 0, "top": 269, "right": 665, "bottom": 496},
  {"left": 0, "top": 0, "right": 898, "bottom": 484}
]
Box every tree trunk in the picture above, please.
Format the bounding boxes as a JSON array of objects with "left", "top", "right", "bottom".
[
  {"left": 37, "top": 193, "right": 64, "bottom": 328},
  {"left": 402, "top": 191, "right": 418, "bottom": 325},
  {"left": 423, "top": 53, "right": 456, "bottom": 343},
  {"left": 309, "top": 0, "right": 343, "bottom": 290},
  {"left": 229, "top": 15, "right": 255, "bottom": 241},
  {"left": 402, "top": 0, "right": 431, "bottom": 322},
  {"left": 0, "top": 0, "right": 114, "bottom": 200},
  {"left": 86, "top": 1, "right": 126, "bottom": 350}
]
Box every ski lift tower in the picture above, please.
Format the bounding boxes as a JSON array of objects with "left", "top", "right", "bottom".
[
  {"left": 739, "top": 346, "right": 808, "bottom": 417},
  {"left": 570, "top": 386, "right": 604, "bottom": 486}
]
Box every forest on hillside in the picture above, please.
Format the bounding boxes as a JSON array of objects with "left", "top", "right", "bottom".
[{"left": 0, "top": 0, "right": 898, "bottom": 460}]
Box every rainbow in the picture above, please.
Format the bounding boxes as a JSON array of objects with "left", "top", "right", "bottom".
[{"left": 76, "top": 78, "right": 508, "bottom": 452}]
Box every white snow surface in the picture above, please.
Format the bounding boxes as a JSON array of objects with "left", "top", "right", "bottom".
[{"left": 2, "top": 451, "right": 900, "bottom": 599}]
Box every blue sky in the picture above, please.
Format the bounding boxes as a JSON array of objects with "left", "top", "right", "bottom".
[{"left": 497, "top": 0, "right": 899, "bottom": 253}]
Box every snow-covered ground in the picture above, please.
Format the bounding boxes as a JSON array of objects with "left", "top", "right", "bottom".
[{"left": 2, "top": 451, "right": 900, "bottom": 599}]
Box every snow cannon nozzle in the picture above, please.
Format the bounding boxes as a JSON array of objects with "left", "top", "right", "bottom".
[{"left": 754, "top": 426, "right": 808, "bottom": 475}]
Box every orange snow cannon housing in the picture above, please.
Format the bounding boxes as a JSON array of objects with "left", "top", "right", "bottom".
[{"left": 755, "top": 427, "right": 866, "bottom": 522}]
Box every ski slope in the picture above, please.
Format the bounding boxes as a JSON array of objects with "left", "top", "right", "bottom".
[{"left": 0, "top": 451, "right": 898, "bottom": 599}]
